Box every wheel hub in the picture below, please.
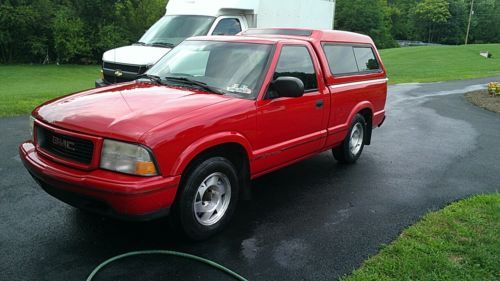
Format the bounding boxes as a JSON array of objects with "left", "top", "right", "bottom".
[
  {"left": 193, "top": 172, "right": 231, "bottom": 226},
  {"left": 349, "top": 122, "right": 364, "bottom": 155}
]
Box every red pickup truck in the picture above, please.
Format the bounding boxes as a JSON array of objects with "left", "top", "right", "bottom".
[{"left": 20, "top": 29, "right": 387, "bottom": 239}]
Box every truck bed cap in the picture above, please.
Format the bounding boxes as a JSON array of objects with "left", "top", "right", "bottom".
[{"left": 239, "top": 28, "right": 375, "bottom": 45}]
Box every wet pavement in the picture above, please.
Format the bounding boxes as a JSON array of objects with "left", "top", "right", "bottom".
[{"left": 1, "top": 76, "right": 499, "bottom": 281}]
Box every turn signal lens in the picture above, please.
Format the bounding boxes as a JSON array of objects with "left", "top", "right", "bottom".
[{"left": 135, "top": 161, "right": 157, "bottom": 176}]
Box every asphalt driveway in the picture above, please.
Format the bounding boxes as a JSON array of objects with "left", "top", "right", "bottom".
[{"left": 1, "top": 76, "right": 499, "bottom": 281}]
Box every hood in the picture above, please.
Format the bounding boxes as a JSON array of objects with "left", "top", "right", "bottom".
[
  {"left": 34, "top": 83, "right": 231, "bottom": 142},
  {"left": 102, "top": 45, "right": 171, "bottom": 66}
]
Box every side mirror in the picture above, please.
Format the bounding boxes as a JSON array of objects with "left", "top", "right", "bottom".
[{"left": 269, "top": 77, "right": 304, "bottom": 98}]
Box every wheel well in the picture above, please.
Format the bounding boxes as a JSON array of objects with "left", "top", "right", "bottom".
[
  {"left": 180, "top": 143, "right": 251, "bottom": 196},
  {"left": 359, "top": 108, "right": 373, "bottom": 145}
]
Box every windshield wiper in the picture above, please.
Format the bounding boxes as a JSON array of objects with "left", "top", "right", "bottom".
[
  {"left": 133, "top": 41, "right": 147, "bottom": 46},
  {"left": 149, "top": 42, "right": 175, "bottom": 48},
  {"left": 164, "top": 76, "right": 225, "bottom": 95},
  {"left": 136, "top": 74, "right": 164, "bottom": 84}
]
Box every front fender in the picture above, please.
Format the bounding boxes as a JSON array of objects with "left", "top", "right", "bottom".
[{"left": 170, "top": 132, "right": 253, "bottom": 176}]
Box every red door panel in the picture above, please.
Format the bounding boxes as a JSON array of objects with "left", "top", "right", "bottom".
[{"left": 253, "top": 43, "right": 328, "bottom": 175}]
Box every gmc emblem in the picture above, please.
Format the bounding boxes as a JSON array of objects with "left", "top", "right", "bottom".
[{"left": 52, "top": 136, "right": 76, "bottom": 151}]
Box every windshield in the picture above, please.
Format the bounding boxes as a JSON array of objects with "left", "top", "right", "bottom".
[
  {"left": 139, "top": 15, "right": 216, "bottom": 46},
  {"left": 146, "top": 40, "right": 273, "bottom": 99}
]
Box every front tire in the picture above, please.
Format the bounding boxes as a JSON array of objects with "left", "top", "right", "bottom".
[
  {"left": 174, "top": 157, "right": 239, "bottom": 240},
  {"left": 333, "top": 114, "right": 367, "bottom": 164}
]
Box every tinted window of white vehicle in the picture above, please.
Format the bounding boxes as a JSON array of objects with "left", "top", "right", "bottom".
[
  {"left": 212, "top": 18, "right": 242, "bottom": 35},
  {"left": 353, "top": 47, "right": 380, "bottom": 72},
  {"left": 139, "top": 15, "right": 215, "bottom": 46},
  {"left": 323, "top": 45, "right": 359, "bottom": 75},
  {"left": 274, "top": 46, "right": 318, "bottom": 91}
]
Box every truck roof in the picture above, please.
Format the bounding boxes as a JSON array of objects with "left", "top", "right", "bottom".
[{"left": 190, "top": 28, "right": 375, "bottom": 46}]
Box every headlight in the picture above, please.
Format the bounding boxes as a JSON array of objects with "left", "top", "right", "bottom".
[
  {"left": 100, "top": 139, "right": 158, "bottom": 176},
  {"left": 29, "top": 116, "right": 35, "bottom": 141}
]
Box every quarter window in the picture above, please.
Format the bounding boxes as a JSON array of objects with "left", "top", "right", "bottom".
[
  {"left": 353, "top": 47, "right": 380, "bottom": 71},
  {"left": 274, "top": 46, "right": 318, "bottom": 91},
  {"left": 212, "top": 18, "right": 242, "bottom": 35}
]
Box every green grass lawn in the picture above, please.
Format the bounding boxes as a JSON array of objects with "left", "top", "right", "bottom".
[
  {"left": 0, "top": 65, "right": 98, "bottom": 117},
  {"left": 380, "top": 44, "right": 500, "bottom": 84},
  {"left": 342, "top": 193, "right": 500, "bottom": 281}
]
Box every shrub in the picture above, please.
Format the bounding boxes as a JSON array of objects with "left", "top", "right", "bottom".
[
  {"left": 95, "top": 24, "right": 131, "bottom": 58},
  {"left": 488, "top": 82, "right": 500, "bottom": 97}
]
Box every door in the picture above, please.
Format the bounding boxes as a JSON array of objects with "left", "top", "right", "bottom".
[{"left": 254, "top": 44, "right": 328, "bottom": 174}]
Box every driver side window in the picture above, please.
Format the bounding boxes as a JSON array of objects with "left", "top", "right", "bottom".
[
  {"left": 273, "top": 45, "right": 318, "bottom": 92},
  {"left": 212, "top": 18, "right": 242, "bottom": 35}
]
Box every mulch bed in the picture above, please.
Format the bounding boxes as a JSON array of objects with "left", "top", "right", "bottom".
[{"left": 465, "top": 90, "right": 500, "bottom": 114}]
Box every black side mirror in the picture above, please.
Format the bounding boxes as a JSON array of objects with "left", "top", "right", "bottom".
[{"left": 269, "top": 76, "right": 304, "bottom": 98}]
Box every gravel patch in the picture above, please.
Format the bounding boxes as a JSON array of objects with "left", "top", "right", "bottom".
[{"left": 465, "top": 90, "right": 500, "bottom": 114}]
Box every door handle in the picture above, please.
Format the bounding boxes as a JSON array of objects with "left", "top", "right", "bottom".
[{"left": 316, "top": 99, "right": 324, "bottom": 108}]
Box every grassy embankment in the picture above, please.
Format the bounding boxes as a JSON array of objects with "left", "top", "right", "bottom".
[
  {"left": 0, "top": 65, "right": 98, "bottom": 117},
  {"left": 380, "top": 43, "right": 500, "bottom": 84},
  {"left": 342, "top": 194, "right": 500, "bottom": 281}
]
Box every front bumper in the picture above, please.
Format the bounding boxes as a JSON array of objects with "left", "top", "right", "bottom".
[
  {"left": 95, "top": 79, "right": 110, "bottom": 88},
  {"left": 19, "top": 142, "right": 181, "bottom": 221}
]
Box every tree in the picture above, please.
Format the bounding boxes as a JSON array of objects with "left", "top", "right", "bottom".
[
  {"left": 0, "top": 2, "right": 51, "bottom": 63},
  {"left": 53, "top": 7, "right": 91, "bottom": 63},
  {"left": 387, "top": 0, "right": 420, "bottom": 41},
  {"left": 113, "top": 0, "right": 166, "bottom": 39},
  {"left": 468, "top": 0, "right": 500, "bottom": 44},
  {"left": 0, "top": 0, "right": 167, "bottom": 63},
  {"left": 435, "top": 0, "right": 468, "bottom": 45},
  {"left": 414, "top": 0, "right": 451, "bottom": 43},
  {"left": 95, "top": 24, "right": 130, "bottom": 58},
  {"left": 336, "top": 0, "right": 397, "bottom": 48}
]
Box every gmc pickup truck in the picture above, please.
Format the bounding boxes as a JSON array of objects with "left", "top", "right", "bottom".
[{"left": 20, "top": 29, "right": 387, "bottom": 240}]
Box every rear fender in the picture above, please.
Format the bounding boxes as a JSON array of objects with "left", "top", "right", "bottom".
[{"left": 335, "top": 101, "right": 374, "bottom": 142}]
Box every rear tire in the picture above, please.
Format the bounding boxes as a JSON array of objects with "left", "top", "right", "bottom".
[
  {"left": 174, "top": 157, "right": 239, "bottom": 240},
  {"left": 333, "top": 114, "right": 366, "bottom": 164}
]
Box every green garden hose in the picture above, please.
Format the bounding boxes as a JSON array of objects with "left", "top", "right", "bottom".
[{"left": 86, "top": 250, "right": 248, "bottom": 281}]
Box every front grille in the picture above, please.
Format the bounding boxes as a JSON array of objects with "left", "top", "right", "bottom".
[
  {"left": 103, "top": 62, "right": 148, "bottom": 74},
  {"left": 37, "top": 126, "right": 94, "bottom": 164},
  {"left": 102, "top": 62, "right": 148, "bottom": 84},
  {"left": 103, "top": 73, "right": 134, "bottom": 83}
]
